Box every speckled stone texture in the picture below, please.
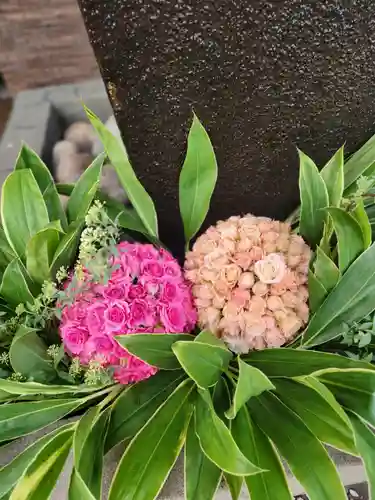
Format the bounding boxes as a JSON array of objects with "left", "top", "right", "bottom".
[{"left": 78, "top": 0, "right": 375, "bottom": 252}]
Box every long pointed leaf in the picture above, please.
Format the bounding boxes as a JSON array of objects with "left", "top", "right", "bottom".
[
  {"left": 0, "top": 259, "right": 35, "bottom": 306},
  {"left": 249, "top": 392, "right": 347, "bottom": 500},
  {"left": 85, "top": 107, "right": 158, "bottom": 238},
  {"left": 50, "top": 220, "right": 84, "bottom": 276},
  {"left": 232, "top": 406, "right": 293, "bottom": 500},
  {"left": 179, "top": 113, "right": 218, "bottom": 245},
  {"left": 313, "top": 246, "right": 340, "bottom": 292},
  {"left": 15, "top": 144, "right": 67, "bottom": 230},
  {"left": 1, "top": 170, "right": 49, "bottom": 261},
  {"left": 109, "top": 379, "right": 194, "bottom": 500},
  {"left": 302, "top": 242, "right": 375, "bottom": 347},
  {"left": 320, "top": 146, "right": 344, "bottom": 207},
  {"left": 66, "top": 153, "right": 105, "bottom": 223},
  {"left": 26, "top": 223, "right": 62, "bottom": 285}
]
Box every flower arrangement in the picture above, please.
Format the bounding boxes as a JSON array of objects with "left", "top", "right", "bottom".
[{"left": 1, "top": 108, "right": 375, "bottom": 500}]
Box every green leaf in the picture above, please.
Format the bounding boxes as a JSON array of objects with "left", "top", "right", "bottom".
[
  {"left": 0, "top": 259, "right": 35, "bottom": 306},
  {"left": 69, "top": 471, "right": 96, "bottom": 500},
  {"left": 105, "top": 370, "right": 185, "bottom": 452},
  {"left": 15, "top": 144, "right": 67, "bottom": 230},
  {"left": 320, "top": 146, "right": 344, "bottom": 207},
  {"left": 273, "top": 378, "right": 356, "bottom": 455},
  {"left": 326, "top": 207, "right": 364, "bottom": 273},
  {"left": 50, "top": 220, "right": 84, "bottom": 276},
  {"left": 0, "top": 228, "right": 16, "bottom": 270},
  {"left": 9, "top": 326, "right": 56, "bottom": 383},
  {"left": 195, "top": 389, "right": 263, "bottom": 476},
  {"left": 244, "top": 348, "right": 375, "bottom": 377},
  {"left": 232, "top": 406, "right": 293, "bottom": 500},
  {"left": 313, "top": 246, "right": 340, "bottom": 292},
  {"left": 184, "top": 417, "right": 221, "bottom": 500},
  {"left": 0, "top": 398, "right": 84, "bottom": 443},
  {"left": 347, "top": 412, "right": 375, "bottom": 498},
  {"left": 195, "top": 330, "right": 226, "bottom": 348},
  {"left": 108, "top": 379, "right": 194, "bottom": 500},
  {"left": 172, "top": 341, "right": 232, "bottom": 389},
  {"left": 343, "top": 132, "right": 375, "bottom": 192},
  {"left": 0, "top": 379, "right": 104, "bottom": 396},
  {"left": 249, "top": 392, "right": 347, "bottom": 500},
  {"left": 308, "top": 270, "right": 328, "bottom": 313},
  {"left": 85, "top": 106, "right": 158, "bottom": 238},
  {"left": 70, "top": 407, "right": 109, "bottom": 499},
  {"left": 316, "top": 368, "right": 375, "bottom": 427},
  {"left": 0, "top": 423, "right": 75, "bottom": 499},
  {"left": 225, "top": 358, "right": 275, "bottom": 419},
  {"left": 224, "top": 475, "right": 242, "bottom": 500},
  {"left": 179, "top": 113, "right": 218, "bottom": 245},
  {"left": 302, "top": 242, "right": 375, "bottom": 347},
  {"left": 9, "top": 425, "right": 73, "bottom": 500},
  {"left": 298, "top": 149, "right": 329, "bottom": 246},
  {"left": 66, "top": 153, "right": 105, "bottom": 223},
  {"left": 1, "top": 170, "right": 49, "bottom": 261},
  {"left": 26, "top": 222, "right": 63, "bottom": 285},
  {"left": 353, "top": 198, "right": 372, "bottom": 249},
  {"left": 116, "top": 333, "right": 194, "bottom": 370}
]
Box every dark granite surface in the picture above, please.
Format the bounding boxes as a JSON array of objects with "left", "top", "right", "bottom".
[{"left": 78, "top": 0, "right": 375, "bottom": 252}]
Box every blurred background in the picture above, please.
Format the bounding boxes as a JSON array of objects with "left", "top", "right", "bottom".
[{"left": 0, "top": 0, "right": 99, "bottom": 138}]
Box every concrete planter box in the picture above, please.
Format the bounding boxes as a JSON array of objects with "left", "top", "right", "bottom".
[{"left": 0, "top": 79, "right": 368, "bottom": 498}]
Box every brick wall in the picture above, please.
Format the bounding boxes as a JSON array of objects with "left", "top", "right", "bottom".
[{"left": 0, "top": 0, "right": 100, "bottom": 94}]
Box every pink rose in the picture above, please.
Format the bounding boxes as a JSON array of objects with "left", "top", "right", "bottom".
[
  {"left": 62, "top": 303, "right": 86, "bottom": 323},
  {"left": 103, "top": 284, "right": 127, "bottom": 301},
  {"left": 160, "top": 280, "right": 181, "bottom": 303},
  {"left": 83, "top": 335, "right": 115, "bottom": 364},
  {"left": 142, "top": 259, "right": 164, "bottom": 278},
  {"left": 136, "top": 244, "right": 159, "bottom": 260},
  {"left": 130, "top": 299, "right": 155, "bottom": 327},
  {"left": 163, "top": 260, "right": 182, "bottom": 278},
  {"left": 104, "top": 302, "right": 130, "bottom": 331},
  {"left": 86, "top": 302, "right": 107, "bottom": 336},
  {"left": 160, "top": 304, "right": 186, "bottom": 332},
  {"left": 114, "top": 357, "right": 157, "bottom": 384},
  {"left": 128, "top": 283, "right": 146, "bottom": 300},
  {"left": 141, "top": 278, "right": 160, "bottom": 296},
  {"left": 121, "top": 253, "right": 141, "bottom": 277},
  {"left": 61, "top": 323, "right": 89, "bottom": 355}
]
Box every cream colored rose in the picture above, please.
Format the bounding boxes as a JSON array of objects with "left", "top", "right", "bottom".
[
  {"left": 254, "top": 253, "right": 286, "bottom": 284},
  {"left": 220, "top": 264, "right": 242, "bottom": 288},
  {"left": 216, "top": 220, "right": 238, "bottom": 240}
]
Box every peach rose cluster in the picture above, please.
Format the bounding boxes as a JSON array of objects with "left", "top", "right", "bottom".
[{"left": 184, "top": 215, "right": 311, "bottom": 353}]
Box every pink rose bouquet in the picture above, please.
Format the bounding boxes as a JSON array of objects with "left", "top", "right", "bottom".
[{"left": 60, "top": 242, "right": 196, "bottom": 384}]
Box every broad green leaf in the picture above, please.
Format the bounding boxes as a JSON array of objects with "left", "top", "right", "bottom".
[
  {"left": 320, "top": 146, "right": 344, "bottom": 207},
  {"left": 0, "top": 379, "right": 104, "bottom": 396},
  {"left": 66, "top": 153, "right": 105, "bottom": 223},
  {"left": 273, "top": 378, "right": 356, "bottom": 455},
  {"left": 308, "top": 270, "right": 328, "bottom": 313},
  {"left": 9, "top": 326, "right": 56, "bottom": 383},
  {"left": 185, "top": 417, "right": 221, "bottom": 500},
  {"left": 116, "top": 333, "right": 194, "bottom": 370},
  {"left": 179, "top": 113, "right": 218, "bottom": 245},
  {"left": 0, "top": 259, "right": 35, "bottom": 306},
  {"left": 343, "top": 132, "right": 375, "bottom": 191},
  {"left": 232, "top": 406, "right": 293, "bottom": 500},
  {"left": 316, "top": 368, "right": 375, "bottom": 427},
  {"left": 298, "top": 149, "right": 329, "bottom": 246},
  {"left": 172, "top": 341, "right": 232, "bottom": 389},
  {"left": 105, "top": 370, "right": 185, "bottom": 452},
  {"left": 109, "top": 380, "right": 194, "bottom": 500},
  {"left": 0, "top": 398, "right": 84, "bottom": 443},
  {"left": 0, "top": 423, "right": 75, "bottom": 499},
  {"left": 9, "top": 426, "right": 73, "bottom": 500},
  {"left": 50, "top": 220, "right": 84, "bottom": 276},
  {"left": 249, "top": 392, "right": 347, "bottom": 500},
  {"left": 1, "top": 170, "right": 49, "bottom": 261},
  {"left": 0, "top": 228, "right": 16, "bottom": 270},
  {"left": 85, "top": 107, "right": 158, "bottom": 238},
  {"left": 326, "top": 207, "right": 364, "bottom": 272},
  {"left": 56, "top": 183, "right": 151, "bottom": 238},
  {"left": 15, "top": 144, "right": 67, "bottom": 230},
  {"left": 245, "top": 348, "right": 375, "bottom": 377},
  {"left": 195, "top": 389, "right": 263, "bottom": 476},
  {"left": 353, "top": 198, "right": 372, "bottom": 249},
  {"left": 195, "top": 330, "right": 226, "bottom": 348},
  {"left": 347, "top": 412, "right": 375, "bottom": 498},
  {"left": 71, "top": 407, "right": 110, "bottom": 499},
  {"left": 225, "top": 358, "right": 275, "bottom": 419},
  {"left": 69, "top": 471, "right": 96, "bottom": 500},
  {"left": 313, "top": 246, "right": 340, "bottom": 292},
  {"left": 302, "top": 242, "right": 375, "bottom": 347},
  {"left": 26, "top": 222, "right": 62, "bottom": 285}
]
